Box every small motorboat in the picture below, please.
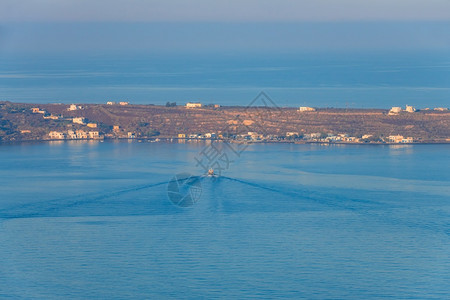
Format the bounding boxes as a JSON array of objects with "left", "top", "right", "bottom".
[{"left": 207, "top": 168, "right": 216, "bottom": 177}]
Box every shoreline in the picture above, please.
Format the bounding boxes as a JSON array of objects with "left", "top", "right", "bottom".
[
  {"left": 1, "top": 101, "right": 449, "bottom": 145},
  {"left": 1, "top": 137, "right": 449, "bottom": 146}
]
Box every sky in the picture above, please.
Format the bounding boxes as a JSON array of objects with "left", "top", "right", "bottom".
[
  {"left": 0, "top": 1, "right": 449, "bottom": 106},
  {"left": 1, "top": 0, "right": 450, "bottom": 22},
  {"left": 0, "top": 1, "right": 449, "bottom": 54}
]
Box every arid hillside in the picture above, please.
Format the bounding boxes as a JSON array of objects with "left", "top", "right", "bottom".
[{"left": 1, "top": 101, "right": 449, "bottom": 142}]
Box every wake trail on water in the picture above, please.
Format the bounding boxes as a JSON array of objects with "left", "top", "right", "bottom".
[
  {"left": 0, "top": 180, "right": 169, "bottom": 220},
  {"left": 220, "top": 175, "right": 382, "bottom": 210},
  {"left": 220, "top": 176, "right": 450, "bottom": 236}
]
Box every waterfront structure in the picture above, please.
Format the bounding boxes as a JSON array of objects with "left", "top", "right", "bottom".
[
  {"left": 434, "top": 107, "right": 448, "bottom": 111},
  {"left": 107, "top": 101, "right": 115, "bottom": 105},
  {"left": 388, "top": 135, "right": 404, "bottom": 143},
  {"left": 286, "top": 132, "right": 299, "bottom": 137},
  {"left": 76, "top": 130, "right": 88, "bottom": 139},
  {"left": 178, "top": 134, "right": 186, "bottom": 138},
  {"left": 298, "top": 107, "right": 316, "bottom": 112},
  {"left": 204, "top": 133, "right": 216, "bottom": 138},
  {"left": 67, "top": 130, "right": 77, "bottom": 139},
  {"left": 48, "top": 131, "right": 65, "bottom": 139},
  {"left": 401, "top": 137, "right": 414, "bottom": 143},
  {"left": 128, "top": 132, "right": 136, "bottom": 139},
  {"left": 388, "top": 135, "right": 413, "bottom": 143},
  {"left": 119, "top": 102, "right": 129, "bottom": 106},
  {"left": 88, "top": 131, "right": 100, "bottom": 139},
  {"left": 186, "top": 102, "right": 202, "bottom": 108},
  {"left": 73, "top": 117, "right": 86, "bottom": 125}
]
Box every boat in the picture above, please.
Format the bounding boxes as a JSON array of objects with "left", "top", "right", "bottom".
[{"left": 207, "top": 168, "right": 216, "bottom": 177}]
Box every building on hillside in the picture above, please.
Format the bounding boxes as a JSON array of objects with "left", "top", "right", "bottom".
[
  {"left": 87, "top": 123, "right": 97, "bottom": 128},
  {"left": 43, "top": 114, "right": 60, "bottom": 120},
  {"left": 405, "top": 105, "right": 416, "bottom": 113},
  {"left": 286, "top": 132, "right": 299, "bottom": 137},
  {"left": 113, "top": 125, "right": 120, "bottom": 132},
  {"left": 31, "top": 108, "right": 46, "bottom": 114},
  {"left": 73, "top": 117, "right": 86, "bottom": 125},
  {"left": 49, "top": 131, "right": 65, "bottom": 140},
  {"left": 298, "top": 107, "right": 316, "bottom": 112},
  {"left": 67, "top": 104, "right": 81, "bottom": 111},
  {"left": 186, "top": 102, "right": 202, "bottom": 108},
  {"left": 389, "top": 107, "right": 402, "bottom": 115}
]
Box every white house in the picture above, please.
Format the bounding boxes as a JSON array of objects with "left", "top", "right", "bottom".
[
  {"left": 298, "top": 107, "right": 316, "bottom": 112},
  {"left": 76, "top": 130, "right": 88, "bottom": 139},
  {"left": 67, "top": 104, "right": 79, "bottom": 111},
  {"left": 73, "top": 117, "right": 86, "bottom": 125},
  {"left": 67, "top": 130, "right": 77, "bottom": 139},
  {"left": 405, "top": 105, "right": 416, "bottom": 113},
  {"left": 389, "top": 107, "right": 402, "bottom": 114},
  {"left": 49, "top": 131, "right": 65, "bottom": 139},
  {"left": 186, "top": 102, "right": 202, "bottom": 108},
  {"left": 286, "top": 132, "right": 299, "bottom": 137},
  {"left": 88, "top": 131, "right": 100, "bottom": 139}
]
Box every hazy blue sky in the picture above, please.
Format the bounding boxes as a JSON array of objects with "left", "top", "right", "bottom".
[
  {"left": 1, "top": 0, "right": 450, "bottom": 22},
  {"left": 0, "top": 1, "right": 449, "bottom": 54}
]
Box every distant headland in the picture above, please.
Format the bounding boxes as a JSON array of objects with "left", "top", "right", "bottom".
[{"left": 0, "top": 101, "right": 449, "bottom": 144}]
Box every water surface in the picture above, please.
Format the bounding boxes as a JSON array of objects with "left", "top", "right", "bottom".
[{"left": 0, "top": 141, "right": 449, "bottom": 298}]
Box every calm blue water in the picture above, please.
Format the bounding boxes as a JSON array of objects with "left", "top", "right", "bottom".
[
  {"left": 0, "top": 52, "right": 449, "bottom": 108},
  {"left": 0, "top": 141, "right": 449, "bottom": 299}
]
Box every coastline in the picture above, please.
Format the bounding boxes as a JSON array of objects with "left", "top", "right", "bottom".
[{"left": 1, "top": 101, "right": 449, "bottom": 145}]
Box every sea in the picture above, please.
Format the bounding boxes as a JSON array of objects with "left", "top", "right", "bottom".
[
  {"left": 0, "top": 51, "right": 449, "bottom": 108},
  {"left": 0, "top": 140, "right": 449, "bottom": 299}
]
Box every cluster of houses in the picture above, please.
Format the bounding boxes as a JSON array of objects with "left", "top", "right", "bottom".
[
  {"left": 298, "top": 107, "right": 316, "bottom": 112},
  {"left": 107, "top": 101, "right": 129, "bottom": 106},
  {"left": 177, "top": 131, "right": 415, "bottom": 144},
  {"left": 31, "top": 107, "right": 62, "bottom": 120},
  {"left": 185, "top": 102, "right": 221, "bottom": 108},
  {"left": 389, "top": 105, "right": 416, "bottom": 115},
  {"left": 389, "top": 105, "right": 449, "bottom": 115},
  {"left": 48, "top": 130, "right": 101, "bottom": 140}
]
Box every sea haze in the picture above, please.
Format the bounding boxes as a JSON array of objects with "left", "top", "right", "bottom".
[
  {"left": 0, "top": 141, "right": 449, "bottom": 298},
  {"left": 0, "top": 51, "right": 449, "bottom": 108}
]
